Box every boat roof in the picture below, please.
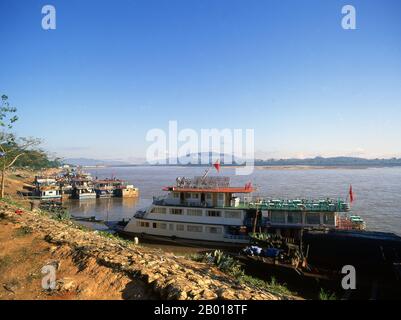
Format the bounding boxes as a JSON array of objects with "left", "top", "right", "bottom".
[
  {"left": 257, "top": 199, "right": 350, "bottom": 212},
  {"left": 95, "top": 179, "right": 124, "bottom": 184},
  {"left": 164, "top": 175, "right": 254, "bottom": 193},
  {"left": 40, "top": 186, "right": 59, "bottom": 191},
  {"left": 163, "top": 186, "right": 254, "bottom": 193}
]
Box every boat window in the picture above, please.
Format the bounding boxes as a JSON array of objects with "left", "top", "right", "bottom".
[
  {"left": 138, "top": 221, "right": 149, "bottom": 228},
  {"left": 306, "top": 213, "right": 321, "bottom": 225},
  {"left": 185, "top": 193, "right": 191, "bottom": 199},
  {"left": 187, "top": 225, "right": 203, "bottom": 232},
  {"left": 170, "top": 208, "right": 183, "bottom": 215},
  {"left": 191, "top": 193, "right": 199, "bottom": 199},
  {"left": 224, "top": 211, "right": 241, "bottom": 219},
  {"left": 206, "top": 193, "right": 212, "bottom": 199},
  {"left": 207, "top": 210, "right": 221, "bottom": 217},
  {"left": 157, "top": 223, "right": 167, "bottom": 229},
  {"left": 173, "top": 192, "right": 180, "bottom": 198},
  {"left": 151, "top": 207, "right": 167, "bottom": 214},
  {"left": 270, "top": 211, "right": 285, "bottom": 223},
  {"left": 287, "top": 212, "right": 302, "bottom": 224},
  {"left": 206, "top": 226, "right": 222, "bottom": 234},
  {"left": 187, "top": 209, "right": 203, "bottom": 216},
  {"left": 218, "top": 194, "right": 224, "bottom": 200},
  {"left": 323, "top": 212, "right": 335, "bottom": 225},
  {"left": 176, "top": 224, "right": 184, "bottom": 231},
  {"left": 169, "top": 224, "right": 174, "bottom": 230}
]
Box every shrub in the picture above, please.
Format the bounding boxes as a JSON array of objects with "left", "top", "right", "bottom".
[
  {"left": 14, "top": 226, "right": 32, "bottom": 237},
  {"left": 319, "top": 288, "right": 337, "bottom": 300}
]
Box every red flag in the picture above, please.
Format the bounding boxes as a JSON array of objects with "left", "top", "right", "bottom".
[
  {"left": 349, "top": 185, "right": 354, "bottom": 203},
  {"left": 213, "top": 160, "right": 221, "bottom": 172},
  {"left": 245, "top": 182, "right": 252, "bottom": 190}
]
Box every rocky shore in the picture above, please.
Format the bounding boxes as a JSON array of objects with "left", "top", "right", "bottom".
[{"left": 0, "top": 200, "right": 297, "bottom": 300}]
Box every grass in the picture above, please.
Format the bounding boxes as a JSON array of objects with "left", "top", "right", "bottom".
[
  {"left": 1, "top": 196, "right": 28, "bottom": 210},
  {"left": 319, "top": 288, "right": 337, "bottom": 300},
  {"left": 46, "top": 209, "right": 70, "bottom": 221},
  {"left": 0, "top": 255, "right": 13, "bottom": 272},
  {"left": 75, "top": 224, "right": 91, "bottom": 232},
  {"left": 242, "top": 274, "right": 293, "bottom": 297},
  {"left": 14, "top": 226, "right": 33, "bottom": 237},
  {"left": 1, "top": 196, "right": 69, "bottom": 221},
  {"left": 96, "top": 230, "right": 133, "bottom": 247}
]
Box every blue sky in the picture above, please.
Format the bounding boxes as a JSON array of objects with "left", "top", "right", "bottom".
[{"left": 1, "top": 0, "right": 401, "bottom": 161}]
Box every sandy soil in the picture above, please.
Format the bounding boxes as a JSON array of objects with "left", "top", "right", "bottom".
[{"left": 0, "top": 216, "right": 156, "bottom": 300}]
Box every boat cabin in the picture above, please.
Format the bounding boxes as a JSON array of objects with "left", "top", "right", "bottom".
[
  {"left": 160, "top": 176, "right": 253, "bottom": 208},
  {"left": 37, "top": 186, "right": 61, "bottom": 199}
]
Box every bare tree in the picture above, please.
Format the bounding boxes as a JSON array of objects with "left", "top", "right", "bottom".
[{"left": 0, "top": 95, "right": 41, "bottom": 198}]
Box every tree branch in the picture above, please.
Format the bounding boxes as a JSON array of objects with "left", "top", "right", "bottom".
[{"left": 5, "top": 153, "right": 25, "bottom": 169}]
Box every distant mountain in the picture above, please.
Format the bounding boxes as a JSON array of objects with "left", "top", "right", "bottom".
[
  {"left": 147, "top": 152, "right": 248, "bottom": 165},
  {"left": 63, "top": 158, "right": 131, "bottom": 167},
  {"left": 149, "top": 154, "right": 401, "bottom": 167}
]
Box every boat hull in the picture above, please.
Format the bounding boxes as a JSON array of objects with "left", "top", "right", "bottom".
[
  {"left": 115, "top": 228, "right": 248, "bottom": 251},
  {"left": 75, "top": 193, "right": 97, "bottom": 200}
]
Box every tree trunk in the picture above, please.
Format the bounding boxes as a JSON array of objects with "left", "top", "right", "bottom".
[{"left": 1, "top": 166, "right": 5, "bottom": 198}]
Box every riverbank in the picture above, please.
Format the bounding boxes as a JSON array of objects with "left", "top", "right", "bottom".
[{"left": 0, "top": 196, "right": 298, "bottom": 300}]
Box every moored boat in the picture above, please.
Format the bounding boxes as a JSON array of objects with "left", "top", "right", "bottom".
[
  {"left": 121, "top": 173, "right": 365, "bottom": 246},
  {"left": 123, "top": 175, "right": 253, "bottom": 245},
  {"left": 72, "top": 186, "right": 97, "bottom": 199}
]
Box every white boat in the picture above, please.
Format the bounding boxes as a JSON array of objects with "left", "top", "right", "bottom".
[
  {"left": 123, "top": 176, "right": 254, "bottom": 245},
  {"left": 122, "top": 175, "right": 363, "bottom": 246},
  {"left": 36, "top": 186, "right": 62, "bottom": 200},
  {"left": 72, "top": 186, "right": 97, "bottom": 199}
]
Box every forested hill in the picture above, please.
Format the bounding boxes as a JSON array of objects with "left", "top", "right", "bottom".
[{"left": 254, "top": 156, "right": 401, "bottom": 167}]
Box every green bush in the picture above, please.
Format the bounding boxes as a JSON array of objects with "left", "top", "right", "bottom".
[
  {"left": 14, "top": 226, "right": 32, "bottom": 237},
  {"left": 319, "top": 288, "right": 337, "bottom": 300}
]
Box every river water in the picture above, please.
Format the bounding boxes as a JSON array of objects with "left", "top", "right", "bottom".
[{"left": 63, "top": 166, "right": 401, "bottom": 235}]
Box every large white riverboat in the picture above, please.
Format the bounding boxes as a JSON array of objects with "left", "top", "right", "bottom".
[
  {"left": 122, "top": 175, "right": 364, "bottom": 246},
  {"left": 123, "top": 176, "right": 253, "bottom": 245}
]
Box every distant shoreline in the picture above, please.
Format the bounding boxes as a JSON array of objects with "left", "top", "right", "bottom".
[
  {"left": 80, "top": 164, "right": 401, "bottom": 170},
  {"left": 66, "top": 156, "right": 401, "bottom": 169}
]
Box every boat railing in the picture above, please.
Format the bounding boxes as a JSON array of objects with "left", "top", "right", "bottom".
[
  {"left": 153, "top": 195, "right": 168, "bottom": 205},
  {"left": 134, "top": 209, "right": 147, "bottom": 218}
]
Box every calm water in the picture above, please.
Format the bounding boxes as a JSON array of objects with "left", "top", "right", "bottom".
[{"left": 63, "top": 166, "right": 401, "bottom": 235}]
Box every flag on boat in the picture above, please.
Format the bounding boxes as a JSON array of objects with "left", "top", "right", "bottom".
[
  {"left": 245, "top": 182, "right": 253, "bottom": 190},
  {"left": 349, "top": 185, "right": 354, "bottom": 203},
  {"left": 213, "top": 160, "right": 221, "bottom": 172}
]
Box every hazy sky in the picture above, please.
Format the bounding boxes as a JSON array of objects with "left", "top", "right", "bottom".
[{"left": 1, "top": 0, "right": 401, "bottom": 161}]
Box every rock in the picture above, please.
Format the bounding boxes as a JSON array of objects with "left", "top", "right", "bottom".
[
  {"left": 49, "top": 246, "right": 59, "bottom": 253},
  {"left": 200, "top": 289, "right": 218, "bottom": 300},
  {"left": 217, "top": 289, "right": 236, "bottom": 300},
  {"left": 3, "top": 282, "right": 18, "bottom": 294},
  {"left": 57, "top": 278, "right": 76, "bottom": 292}
]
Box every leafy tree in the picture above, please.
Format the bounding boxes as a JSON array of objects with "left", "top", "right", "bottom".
[
  {"left": 13, "top": 149, "right": 62, "bottom": 169},
  {"left": 0, "top": 95, "right": 41, "bottom": 197}
]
